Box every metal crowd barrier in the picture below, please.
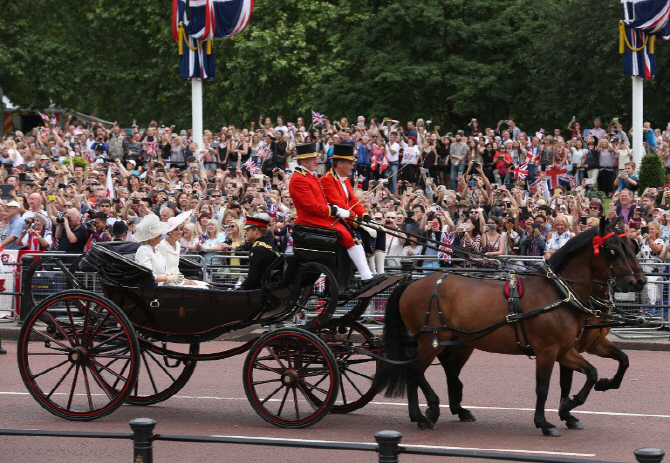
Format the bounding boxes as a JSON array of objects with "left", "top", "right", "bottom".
[
  {"left": 11, "top": 251, "right": 670, "bottom": 337},
  {"left": 0, "top": 418, "right": 663, "bottom": 463}
]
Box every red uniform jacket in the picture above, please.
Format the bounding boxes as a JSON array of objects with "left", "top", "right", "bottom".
[
  {"left": 319, "top": 169, "right": 367, "bottom": 219},
  {"left": 289, "top": 166, "right": 356, "bottom": 248}
]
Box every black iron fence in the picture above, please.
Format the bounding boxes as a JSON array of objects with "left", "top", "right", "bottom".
[
  {"left": 0, "top": 418, "right": 665, "bottom": 463},
  {"left": 0, "top": 418, "right": 664, "bottom": 463}
]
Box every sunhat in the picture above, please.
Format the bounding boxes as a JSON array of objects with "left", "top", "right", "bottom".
[{"left": 133, "top": 214, "right": 168, "bottom": 242}]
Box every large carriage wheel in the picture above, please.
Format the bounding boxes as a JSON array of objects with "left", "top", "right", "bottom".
[
  {"left": 294, "top": 262, "right": 339, "bottom": 331},
  {"left": 17, "top": 290, "right": 139, "bottom": 421},
  {"left": 328, "top": 321, "right": 381, "bottom": 413},
  {"left": 23, "top": 257, "right": 84, "bottom": 308},
  {"left": 103, "top": 337, "right": 199, "bottom": 406},
  {"left": 243, "top": 328, "right": 340, "bottom": 428}
]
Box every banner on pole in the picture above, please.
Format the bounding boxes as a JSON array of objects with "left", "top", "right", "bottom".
[
  {"left": 620, "top": 0, "right": 670, "bottom": 79},
  {"left": 172, "top": 0, "right": 254, "bottom": 79}
]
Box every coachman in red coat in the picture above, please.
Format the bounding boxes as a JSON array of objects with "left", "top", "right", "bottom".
[{"left": 289, "top": 143, "right": 374, "bottom": 281}]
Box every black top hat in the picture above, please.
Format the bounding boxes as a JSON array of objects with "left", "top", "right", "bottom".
[
  {"left": 295, "top": 143, "right": 318, "bottom": 160},
  {"left": 331, "top": 143, "right": 356, "bottom": 161}
]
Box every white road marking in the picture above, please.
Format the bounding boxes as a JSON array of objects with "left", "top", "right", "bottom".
[
  {"left": 207, "top": 434, "right": 596, "bottom": 458},
  {"left": 3, "top": 391, "right": 668, "bottom": 419}
]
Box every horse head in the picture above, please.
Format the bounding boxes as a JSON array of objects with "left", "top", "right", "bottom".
[{"left": 591, "top": 217, "right": 636, "bottom": 293}]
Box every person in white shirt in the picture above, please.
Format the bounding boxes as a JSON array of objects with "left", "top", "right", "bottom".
[
  {"left": 384, "top": 133, "right": 401, "bottom": 193},
  {"left": 133, "top": 214, "right": 183, "bottom": 286},
  {"left": 400, "top": 136, "right": 421, "bottom": 186},
  {"left": 156, "top": 211, "right": 210, "bottom": 288}
]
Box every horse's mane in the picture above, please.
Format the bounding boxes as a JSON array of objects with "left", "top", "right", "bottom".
[{"left": 547, "top": 226, "right": 598, "bottom": 272}]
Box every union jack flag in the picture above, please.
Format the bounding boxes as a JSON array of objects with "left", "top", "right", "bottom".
[
  {"left": 528, "top": 177, "right": 543, "bottom": 194},
  {"left": 146, "top": 141, "right": 158, "bottom": 158},
  {"left": 257, "top": 146, "right": 270, "bottom": 160},
  {"left": 438, "top": 231, "right": 454, "bottom": 262},
  {"left": 243, "top": 158, "right": 256, "bottom": 171},
  {"left": 268, "top": 203, "right": 278, "bottom": 218},
  {"left": 545, "top": 166, "right": 576, "bottom": 189},
  {"left": 514, "top": 164, "right": 529, "bottom": 179},
  {"left": 311, "top": 110, "right": 325, "bottom": 126}
]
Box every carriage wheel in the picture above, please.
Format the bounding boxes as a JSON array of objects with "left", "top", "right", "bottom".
[
  {"left": 328, "top": 321, "right": 381, "bottom": 413},
  {"left": 24, "top": 257, "right": 83, "bottom": 307},
  {"left": 243, "top": 328, "right": 340, "bottom": 428},
  {"left": 17, "top": 290, "right": 139, "bottom": 421},
  {"left": 111, "top": 337, "right": 199, "bottom": 406},
  {"left": 294, "top": 263, "right": 339, "bottom": 330}
]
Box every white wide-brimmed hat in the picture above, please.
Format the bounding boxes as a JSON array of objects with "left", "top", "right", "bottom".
[
  {"left": 165, "top": 210, "right": 193, "bottom": 234},
  {"left": 133, "top": 214, "right": 168, "bottom": 242}
]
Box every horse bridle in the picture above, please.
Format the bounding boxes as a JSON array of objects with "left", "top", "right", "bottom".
[{"left": 593, "top": 232, "right": 634, "bottom": 288}]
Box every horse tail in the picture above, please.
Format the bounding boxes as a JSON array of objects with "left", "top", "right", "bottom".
[{"left": 374, "top": 280, "right": 414, "bottom": 398}]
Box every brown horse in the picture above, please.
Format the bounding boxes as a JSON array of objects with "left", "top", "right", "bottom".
[
  {"left": 556, "top": 236, "right": 646, "bottom": 430},
  {"left": 375, "top": 220, "right": 638, "bottom": 436}
]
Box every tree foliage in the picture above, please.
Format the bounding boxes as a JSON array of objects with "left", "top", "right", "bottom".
[
  {"left": 2, "top": 0, "right": 670, "bottom": 132},
  {"left": 638, "top": 153, "right": 666, "bottom": 192}
]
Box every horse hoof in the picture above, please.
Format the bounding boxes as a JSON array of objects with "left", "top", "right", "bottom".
[
  {"left": 566, "top": 420, "right": 583, "bottom": 430},
  {"left": 458, "top": 410, "right": 476, "bottom": 422},
  {"left": 417, "top": 420, "right": 435, "bottom": 430},
  {"left": 594, "top": 379, "right": 610, "bottom": 391},
  {"left": 425, "top": 407, "right": 440, "bottom": 425},
  {"left": 542, "top": 427, "right": 561, "bottom": 437}
]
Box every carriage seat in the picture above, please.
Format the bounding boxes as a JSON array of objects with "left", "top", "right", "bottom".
[
  {"left": 79, "top": 244, "right": 155, "bottom": 288},
  {"left": 83, "top": 240, "right": 204, "bottom": 280},
  {"left": 293, "top": 225, "right": 340, "bottom": 269}
]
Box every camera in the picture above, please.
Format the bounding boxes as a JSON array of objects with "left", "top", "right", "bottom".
[
  {"left": 86, "top": 220, "right": 96, "bottom": 230},
  {"left": 56, "top": 217, "right": 65, "bottom": 224},
  {"left": 132, "top": 199, "right": 140, "bottom": 205}
]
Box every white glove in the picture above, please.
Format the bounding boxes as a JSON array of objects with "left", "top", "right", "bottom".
[
  {"left": 165, "top": 273, "right": 185, "bottom": 286},
  {"left": 336, "top": 207, "right": 351, "bottom": 219},
  {"left": 360, "top": 224, "right": 377, "bottom": 239}
]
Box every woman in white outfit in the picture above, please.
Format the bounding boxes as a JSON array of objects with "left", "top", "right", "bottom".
[
  {"left": 134, "top": 214, "right": 181, "bottom": 286},
  {"left": 157, "top": 211, "right": 210, "bottom": 288}
]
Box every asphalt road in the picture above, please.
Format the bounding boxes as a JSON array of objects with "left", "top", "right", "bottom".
[{"left": 0, "top": 339, "right": 668, "bottom": 462}]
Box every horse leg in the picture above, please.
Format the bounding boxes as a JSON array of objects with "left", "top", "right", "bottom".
[
  {"left": 417, "top": 355, "right": 441, "bottom": 427},
  {"left": 534, "top": 349, "right": 561, "bottom": 437},
  {"left": 557, "top": 349, "right": 598, "bottom": 429},
  {"left": 437, "top": 346, "right": 476, "bottom": 422},
  {"left": 558, "top": 365, "right": 582, "bottom": 430},
  {"left": 589, "top": 339, "right": 629, "bottom": 391}
]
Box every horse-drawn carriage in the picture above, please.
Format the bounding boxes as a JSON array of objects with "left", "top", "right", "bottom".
[{"left": 17, "top": 225, "right": 404, "bottom": 428}]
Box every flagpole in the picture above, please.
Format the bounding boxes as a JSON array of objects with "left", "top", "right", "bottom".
[
  {"left": 192, "top": 78, "right": 204, "bottom": 150},
  {"left": 631, "top": 75, "right": 644, "bottom": 167}
]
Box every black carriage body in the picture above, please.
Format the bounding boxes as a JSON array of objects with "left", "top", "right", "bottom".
[{"left": 80, "top": 244, "right": 299, "bottom": 343}]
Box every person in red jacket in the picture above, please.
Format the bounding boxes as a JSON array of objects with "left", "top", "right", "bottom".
[
  {"left": 289, "top": 143, "right": 374, "bottom": 282},
  {"left": 320, "top": 144, "right": 369, "bottom": 221}
]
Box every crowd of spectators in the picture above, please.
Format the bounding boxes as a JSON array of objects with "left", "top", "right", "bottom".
[{"left": 2, "top": 114, "right": 670, "bottom": 304}]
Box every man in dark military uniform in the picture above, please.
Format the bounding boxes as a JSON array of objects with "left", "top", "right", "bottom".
[{"left": 240, "top": 216, "right": 280, "bottom": 290}]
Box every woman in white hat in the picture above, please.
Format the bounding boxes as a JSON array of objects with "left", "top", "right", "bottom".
[
  {"left": 134, "top": 214, "right": 183, "bottom": 286},
  {"left": 156, "top": 210, "right": 210, "bottom": 288},
  {"left": 20, "top": 211, "right": 52, "bottom": 251}
]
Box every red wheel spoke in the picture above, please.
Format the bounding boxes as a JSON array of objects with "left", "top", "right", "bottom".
[
  {"left": 296, "top": 383, "right": 319, "bottom": 411},
  {"left": 276, "top": 387, "right": 290, "bottom": 417},
  {"left": 252, "top": 361, "right": 284, "bottom": 375},
  {"left": 292, "top": 386, "right": 300, "bottom": 419},
  {"left": 86, "top": 312, "right": 111, "bottom": 345},
  {"left": 283, "top": 340, "right": 293, "bottom": 369},
  {"left": 87, "top": 364, "right": 117, "bottom": 401},
  {"left": 43, "top": 311, "right": 76, "bottom": 347},
  {"left": 81, "top": 300, "right": 91, "bottom": 343},
  {"left": 344, "top": 368, "right": 374, "bottom": 381},
  {"left": 252, "top": 378, "right": 282, "bottom": 386},
  {"left": 30, "top": 327, "right": 70, "bottom": 351},
  {"left": 30, "top": 359, "right": 70, "bottom": 380},
  {"left": 81, "top": 364, "right": 95, "bottom": 411},
  {"left": 143, "top": 349, "right": 178, "bottom": 382},
  {"left": 66, "top": 365, "right": 81, "bottom": 411},
  {"left": 64, "top": 299, "right": 80, "bottom": 345},
  {"left": 302, "top": 375, "right": 330, "bottom": 395},
  {"left": 109, "top": 358, "right": 131, "bottom": 391},
  {"left": 46, "top": 363, "right": 75, "bottom": 399},
  {"left": 140, "top": 350, "right": 160, "bottom": 395},
  {"left": 260, "top": 384, "right": 285, "bottom": 405},
  {"left": 91, "top": 331, "right": 126, "bottom": 351},
  {"left": 91, "top": 359, "right": 129, "bottom": 383},
  {"left": 264, "top": 345, "right": 286, "bottom": 369},
  {"left": 342, "top": 371, "right": 365, "bottom": 396}
]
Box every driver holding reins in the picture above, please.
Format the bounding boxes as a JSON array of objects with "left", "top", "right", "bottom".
[{"left": 289, "top": 143, "right": 378, "bottom": 286}]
